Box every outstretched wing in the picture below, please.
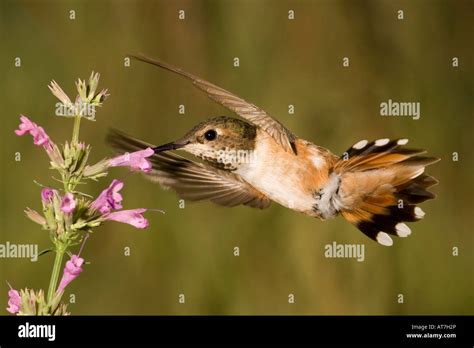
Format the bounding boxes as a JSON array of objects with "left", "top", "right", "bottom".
[
  {"left": 107, "top": 129, "right": 271, "bottom": 209},
  {"left": 130, "top": 54, "right": 297, "bottom": 154}
]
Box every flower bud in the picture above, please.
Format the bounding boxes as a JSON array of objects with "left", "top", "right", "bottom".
[{"left": 24, "top": 208, "right": 47, "bottom": 227}]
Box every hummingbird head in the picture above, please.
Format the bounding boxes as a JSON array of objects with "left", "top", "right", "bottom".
[{"left": 153, "top": 116, "right": 258, "bottom": 170}]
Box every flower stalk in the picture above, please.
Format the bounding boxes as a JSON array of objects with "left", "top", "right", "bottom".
[
  {"left": 71, "top": 115, "right": 81, "bottom": 145},
  {"left": 46, "top": 243, "right": 66, "bottom": 304}
]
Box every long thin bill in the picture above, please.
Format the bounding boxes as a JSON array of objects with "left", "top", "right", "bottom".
[{"left": 152, "top": 142, "right": 185, "bottom": 153}]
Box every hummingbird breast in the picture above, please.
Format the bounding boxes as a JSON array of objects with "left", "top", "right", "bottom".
[{"left": 235, "top": 130, "right": 337, "bottom": 215}]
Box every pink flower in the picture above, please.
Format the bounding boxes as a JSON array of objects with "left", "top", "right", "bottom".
[
  {"left": 57, "top": 255, "right": 84, "bottom": 294},
  {"left": 108, "top": 148, "right": 155, "bottom": 173},
  {"left": 60, "top": 193, "right": 76, "bottom": 213},
  {"left": 6, "top": 288, "right": 21, "bottom": 314},
  {"left": 105, "top": 208, "right": 149, "bottom": 229},
  {"left": 41, "top": 188, "right": 56, "bottom": 203},
  {"left": 14, "top": 115, "right": 62, "bottom": 168},
  {"left": 91, "top": 179, "right": 124, "bottom": 214},
  {"left": 15, "top": 115, "right": 52, "bottom": 148}
]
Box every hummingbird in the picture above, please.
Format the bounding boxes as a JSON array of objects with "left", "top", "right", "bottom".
[{"left": 108, "top": 54, "right": 439, "bottom": 246}]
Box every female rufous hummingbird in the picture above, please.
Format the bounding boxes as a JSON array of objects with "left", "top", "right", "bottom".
[{"left": 108, "top": 54, "right": 439, "bottom": 246}]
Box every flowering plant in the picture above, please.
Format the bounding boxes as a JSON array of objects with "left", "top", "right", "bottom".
[{"left": 8, "top": 73, "right": 157, "bottom": 315}]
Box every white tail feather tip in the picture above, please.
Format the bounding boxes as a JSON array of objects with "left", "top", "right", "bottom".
[
  {"left": 415, "top": 207, "right": 425, "bottom": 219},
  {"left": 376, "top": 232, "right": 393, "bottom": 246},
  {"left": 375, "top": 138, "right": 390, "bottom": 146},
  {"left": 353, "top": 140, "right": 368, "bottom": 149},
  {"left": 397, "top": 138, "right": 409, "bottom": 145},
  {"left": 395, "top": 223, "right": 411, "bottom": 237}
]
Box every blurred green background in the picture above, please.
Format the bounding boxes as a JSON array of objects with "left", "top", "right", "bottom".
[{"left": 0, "top": 0, "right": 472, "bottom": 315}]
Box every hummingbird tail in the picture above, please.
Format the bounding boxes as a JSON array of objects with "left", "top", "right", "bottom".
[{"left": 333, "top": 138, "right": 439, "bottom": 246}]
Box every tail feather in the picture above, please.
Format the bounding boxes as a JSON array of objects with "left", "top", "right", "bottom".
[
  {"left": 336, "top": 138, "right": 439, "bottom": 246},
  {"left": 339, "top": 138, "right": 425, "bottom": 170},
  {"left": 397, "top": 174, "right": 438, "bottom": 204}
]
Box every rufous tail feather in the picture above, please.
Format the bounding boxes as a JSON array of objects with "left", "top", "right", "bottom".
[{"left": 334, "top": 138, "right": 439, "bottom": 246}]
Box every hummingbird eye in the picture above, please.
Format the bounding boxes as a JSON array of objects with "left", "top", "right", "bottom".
[{"left": 204, "top": 129, "right": 217, "bottom": 141}]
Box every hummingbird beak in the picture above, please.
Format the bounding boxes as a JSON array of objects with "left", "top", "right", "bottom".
[{"left": 153, "top": 141, "right": 188, "bottom": 153}]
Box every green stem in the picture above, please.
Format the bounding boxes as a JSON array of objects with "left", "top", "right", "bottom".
[
  {"left": 47, "top": 245, "right": 66, "bottom": 304},
  {"left": 61, "top": 172, "right": 68, "bottom": 192},
  {"left": 72, "top": 115, "right": 81, "bottom": 144}
]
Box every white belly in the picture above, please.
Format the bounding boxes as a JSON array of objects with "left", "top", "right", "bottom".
[{"left": 235, "top": 139, "right": 316, "bottom": 212}]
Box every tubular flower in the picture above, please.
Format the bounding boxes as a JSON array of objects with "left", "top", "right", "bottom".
[
  {"left": 56, "top": 255, "right": 84, "bottom": 294},
  {"left": 108, "top": 148, "right": 155, "bottom": 173},
  {"left": 105, "top": 208, "right": 149, "bottom": 229},
  {"left": 91, "top": 179, "right": 124, "bottom": 214},
  {"left": 15, "top": 115, "right": 52, "bottom": 148},
  {"left": 60, "top": 193, "right": 76, "bottom": 213},
  {"left": 6, "top": 288, "right": 21, "bottom": 314}
]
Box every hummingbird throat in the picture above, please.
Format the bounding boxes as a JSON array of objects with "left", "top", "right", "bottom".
[{"left": 187, "top": 144, "right": 258, "bottom": 171}]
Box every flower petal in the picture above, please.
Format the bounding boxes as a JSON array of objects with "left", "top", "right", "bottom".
[
  {"left": 60, "top": 193, "right": 76, "bottom": 213},
  {"left": 41, "top": 188, "right": 56, "bottom": 203},
  {"left": 57, "top": 255, "right": 84, "bottom": 294},
  {"left": 6, "top": 288, "right": 21, "bottom": 314},
  {"left": 105, "top": 208, "right": 149, "bottom": 229},
  {"left": 108, "top": 148, "right": 155, "bottom": 173},
  {"left": 91, "top": 179, "right": 124, "bottom": 214},
  {"left": 15, "top": 115, "right": 52, "bottom": 148}
]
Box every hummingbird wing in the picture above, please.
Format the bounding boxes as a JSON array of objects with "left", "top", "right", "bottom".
[
  {"left": 130, "top": 54, "right": 297, "bottom": 154},
  {"left": 107, "top": 129, "right": 272, "bottom": 209}
]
